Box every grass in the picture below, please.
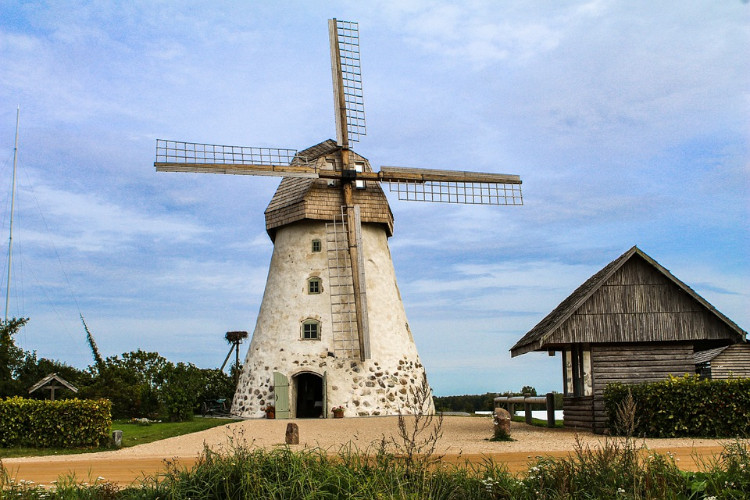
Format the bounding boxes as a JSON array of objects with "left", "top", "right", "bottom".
[
  {"left": 0, "top": 416, "right": 241, "bottom": 458},
  {"left": 115, "top": 417, "right": 242, "bottom": 447}
]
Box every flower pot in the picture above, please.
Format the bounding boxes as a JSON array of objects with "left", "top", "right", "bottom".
[
  {"left": 266, "top": 411, "right": 275, "bottom": 419},
  {"left": 333, "top": 411, "right": 344, "bottom": 419}
]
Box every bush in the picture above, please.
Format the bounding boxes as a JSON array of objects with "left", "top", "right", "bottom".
[
  {"left": 605, "top": 375, "right": 750, "bottom": 438},
  {"left": 0, "top": 397, "right": 111, "bottom": 448}
]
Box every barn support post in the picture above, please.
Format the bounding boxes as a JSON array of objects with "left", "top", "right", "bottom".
[
  {"left": 523, "top": 395, "right": 532, "bottom": 425},
  {"left": 546, "top": 392, "right": 555, "bottom": 428}
]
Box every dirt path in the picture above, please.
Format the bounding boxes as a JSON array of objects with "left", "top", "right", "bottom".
[{"left": 1, "top": 417, "right": 735, "bottom": 487}]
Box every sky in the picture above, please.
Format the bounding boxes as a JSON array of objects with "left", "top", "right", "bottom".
[{"left": 0, "top": 1, "right": 747, "bottom": 397}]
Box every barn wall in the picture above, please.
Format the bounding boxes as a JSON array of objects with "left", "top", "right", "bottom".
[
  {"left": 711, "top": 344, "right": 750, "bottom": 379},
  {"left": 563, "top": 396, "right": 594, "bottom": 431},
  {"left": 589, "top": 343, "right": 694, "bottom": 433}
]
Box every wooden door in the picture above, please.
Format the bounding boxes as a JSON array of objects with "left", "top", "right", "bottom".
[{"left": 273, "top": 371, "right": 290, "bottom": 419}]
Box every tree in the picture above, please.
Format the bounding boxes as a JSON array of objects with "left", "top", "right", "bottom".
[
  {"left": 0, "top": 317, "right": 29, "bottom": 398},
  {"left": 520, "top": 385, "right": 537, "bottom": 396},
  {"left": 80, "top": 350, "right": 170, "bottom": 418},
  {"left": 160, "top": 362, "right": 204, "bottom": 421}
]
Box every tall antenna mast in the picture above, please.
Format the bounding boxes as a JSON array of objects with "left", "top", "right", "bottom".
[{"left": 5, "top": 106, "right": 19, "bottom": 323}]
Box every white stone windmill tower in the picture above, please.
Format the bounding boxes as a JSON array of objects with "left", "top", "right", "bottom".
[{"left": 155, "top": 19, "right": 523, "bottom": 418}]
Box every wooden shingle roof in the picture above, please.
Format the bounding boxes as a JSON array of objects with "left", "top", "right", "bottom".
[
  {"left": 694, "top": 345, "right": 730, "bottom": 365},
  {"left": 510, "top": 246, "right": 747, "bottom": 357},
  {"left": 264, "top": 139, "right": 394, "bottom": 240}
]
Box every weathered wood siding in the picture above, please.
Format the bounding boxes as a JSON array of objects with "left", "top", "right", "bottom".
[
  {"left": 563, "top": 396, "right": 594, "bottom": 431},
  {"left": 711, "top": 344, "right": 750, "bottom": 379},
  {"left": 589, "top": 343, "right": 694, "bottom": 433},
  {"left": 546, "top": 256, "right": 733, "bottom": 346}
]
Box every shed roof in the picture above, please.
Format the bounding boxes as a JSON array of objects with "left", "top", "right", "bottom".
[
  {"left": 28, "top": 373, "right": 78, "bottom": 394},
  {"left": 693, "top": 345, "right": 730, "bottom": 365},
  {"left": 694, "top": 341, "right": 750, "bottom": 365},
  {"left": 511, "top": 246, "right": 747, "bottom": 357},
  {"left": 264, "top": 139, "right": 394, "bottom": 240}
]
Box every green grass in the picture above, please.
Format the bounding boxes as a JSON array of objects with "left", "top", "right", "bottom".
[
  {"left": 115, "top": 417, "right": 242, "bottom": 447},
  {"left": 0, "top": 417, "right": 241, "bottom": 458}
]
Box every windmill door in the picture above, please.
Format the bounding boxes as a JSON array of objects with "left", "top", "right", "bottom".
[{"left": 273, "top": 371, "right": 290, "bottom": 419}]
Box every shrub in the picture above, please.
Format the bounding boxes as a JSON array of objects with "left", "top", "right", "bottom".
[
  {"left": 605, "top": 374, "right": 750, "bottom": 438},
  {"left": 0, "top": 397, "right": 111, "bottom": 448}
]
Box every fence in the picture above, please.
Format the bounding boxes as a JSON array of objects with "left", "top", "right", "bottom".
[{"left": 494, "top": 393, "right": 556, "bottom": 428}]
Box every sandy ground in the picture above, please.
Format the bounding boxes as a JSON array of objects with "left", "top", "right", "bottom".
[{"left": 1, "top": 416, "right": 737, "bottom": 487}]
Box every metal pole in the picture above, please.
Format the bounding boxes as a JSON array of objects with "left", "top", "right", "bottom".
[{"left": 5, "top": 106, "right": 19, "bottom": 323}]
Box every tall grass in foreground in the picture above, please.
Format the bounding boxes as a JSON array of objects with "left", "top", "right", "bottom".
[{"left": 1, "top": 438, "right": 748, "bottom": 499}]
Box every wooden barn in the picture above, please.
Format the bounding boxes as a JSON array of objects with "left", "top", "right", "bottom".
[
  {"left": 510, "top": 246, "right": 747, "bottom": 434},
  {"left": 694, "top": 342, "right": 750, "bottom": 379}
]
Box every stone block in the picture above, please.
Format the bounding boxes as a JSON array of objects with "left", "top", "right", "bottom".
[
  {"left": 285, "top": 423, "right": 299, "bottom": 445},
  {"left": 493, "top": 408, "right": 511, "bottom": 439},
  {"left": 111, "top": 430, "right": 123, "bottom": 448}
]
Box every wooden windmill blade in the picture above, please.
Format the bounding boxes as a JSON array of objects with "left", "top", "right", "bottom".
[
  {"left": 154, "top": 139, "right": 321, "bottom": 178},
  {"left": 376, "top": 166, "right": 523, "bottom": 205},
  {"left": 329, "top": 18, "right": 366, "bottom": 148}
]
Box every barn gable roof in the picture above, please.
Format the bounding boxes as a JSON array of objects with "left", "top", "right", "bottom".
[
  {"left": 510, "top": 246, "right": 747, "bottom": 357},
  {"left": 264, "top": 139, "right": 394, "bottom": 240}
]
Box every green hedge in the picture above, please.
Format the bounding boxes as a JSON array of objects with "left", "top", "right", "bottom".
[
  {"left": 0, "top": 397, "right": 111, "bottom": 448},
  {"left": 604, "top": 375, "right": 750, "bottom": 438}
]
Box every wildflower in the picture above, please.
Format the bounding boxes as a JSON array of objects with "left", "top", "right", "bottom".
[{"left": 617, "top": 487, "right": 626, "bottom": 494}]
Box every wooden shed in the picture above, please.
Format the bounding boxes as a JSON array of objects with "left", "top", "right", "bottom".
[
  {"left": 28, "top": 373, "right": 78, "bottom": 401},
  {"left": 510, "top": 246, "right": 747, "bottom": 434},
  {"left": 694, "top": 342, "right": 750, "bottom": 379}
]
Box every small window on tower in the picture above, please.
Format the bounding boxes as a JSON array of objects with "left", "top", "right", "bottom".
[
  {"left": 308, "top": 277, "right": 321, "bottom": 294},
  {"left": 302, "top": 319, "right": 320, "bottom": 340},
  {"left": 312, "top": 239, "right": 322, "bottom": 252},
  {"left": 354, "top": 162, "right": 365, "bottom": 190}
]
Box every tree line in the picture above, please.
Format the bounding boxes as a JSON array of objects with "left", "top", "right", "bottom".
[
  {"left": 433, "top": 386, "right": 543, "bottom": 413},
  {"left": 0, "top": 318, "right": 235, "bottom": 421}
]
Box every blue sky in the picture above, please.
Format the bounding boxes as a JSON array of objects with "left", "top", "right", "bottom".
[{"left": 0, "top": 1, "right": 747, "bottom": 396}]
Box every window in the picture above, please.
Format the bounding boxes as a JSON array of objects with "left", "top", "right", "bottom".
[
  {"left": 354, "top": 162, "right": 365, "bottom": 189},
  {"left": 312, "top": 239, "right": 321, "bottom": 252},
  {"left": 302, "top": 319, "right": 320, "bottom": 340},
  {"left": 308, "top": 277, "right": 321, "bottom": 294},
  {"left": 565, "top": 345, "right": 592, "bottom": 397}
]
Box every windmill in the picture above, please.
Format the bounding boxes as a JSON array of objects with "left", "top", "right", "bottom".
[{"left": 155, "top": 19, "right": 523, "bottom": 419}]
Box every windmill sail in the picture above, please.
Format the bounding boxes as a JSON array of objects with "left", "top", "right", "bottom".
[
  {"left": 379, "top": 166, "right": 523, "bottom": 205},
  {"left": 329, "top": 18, "right": 366, "bottom": 146},
  {"left": 154, "top": 139, "right": 317, "bottom": 177}
]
